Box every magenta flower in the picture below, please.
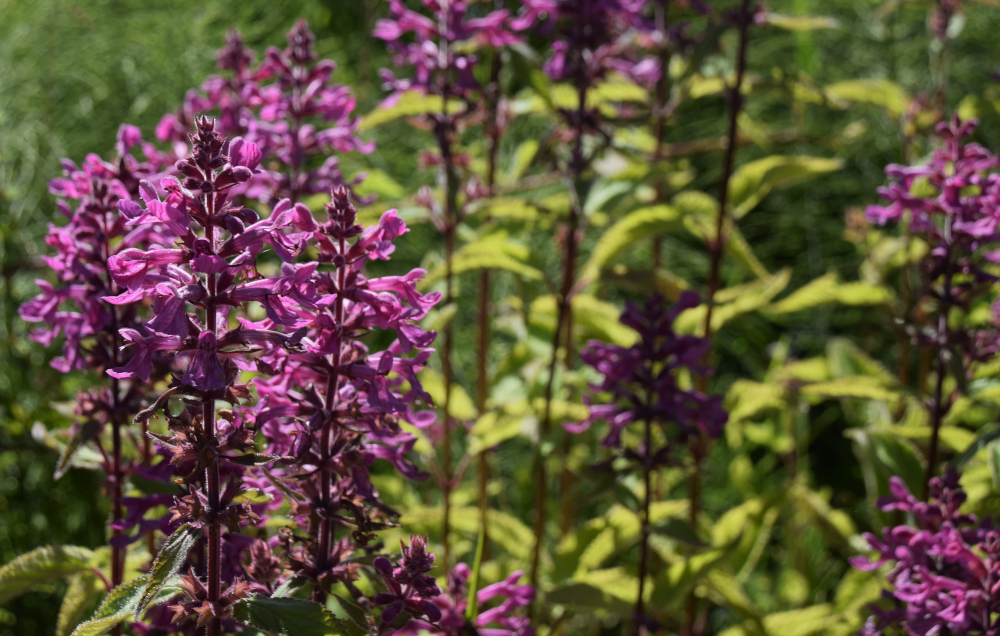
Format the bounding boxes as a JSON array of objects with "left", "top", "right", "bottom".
[{"left": 852, "top": 471, "right": 1000, "bottom": 636}]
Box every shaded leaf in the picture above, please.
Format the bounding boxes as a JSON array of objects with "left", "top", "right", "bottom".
[
  {"left": 55, "top": 420, "right": 101, "bottom": 480},
  {"left": 232, "top": 595, "right": 354, "bottom": 636},
  {"left": 0, "top": 544, "right": 94, "bottom": 604},
  {"left": 57, "top": 572, "right": 103, "bottom": 636}
]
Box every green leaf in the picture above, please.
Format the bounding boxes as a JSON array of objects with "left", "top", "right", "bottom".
[
  {"left": 0, "top": 545, "right": 95, "bottom": 604},
  {"left": 650, "top": 518, "right": 706, "bottom": 547},
  {"left": 71, "top": 576, "right": 183, "bottom": 636},
  {"left": 764, "top": 14, "right": 840, "bottom": 30},
  {"left": 416, "top": 368, "right": 476, "bottom": 421},
  {"left": 650, "top": 548, "right": 730, "bottom": 607},
  {"left": 729, "top": 156, "right": 843, "bottom": 219},
  {"left": 799, "top": 377, "right": 899, "bottom": 402},
  {"left": 870, "top": 433, "right": 925, "bottom": 496},
  {"left": 465, "top": 522, "right": 486, "bottom": 620},
  {"left": 57, "top": 572, "right": 103, "bottom": 636},
  {"left": 134, "top": 523, "right": 200, "bottom": 619},
  {"left": 761, "top": 605, "right": 836, "bottom": 636},
  {"left": 359, "top": 91, "right": 463, "bottom": 130},
  {"left": 952, "top": 424, "right": 1000, "bottom": 468},
  {"left": 351, "top": 169, "right": 405, "bottom": 200},
  {"left": 232, "top": 595, "right": 353, "bottom": 636},
  {"left": 329, "top": 595, "right": 370, "bottom": 635},
  {"left": 766, "top": 271, "right": 893, "bottom": 314},
  {"left": 825, "top": 79, "right": 911, "bottom": 118},
  {"left": 598, "top": 266, "right": 691, "bottom": 301},
  {"left": 419, "top": 233, "right": 542, "bottom": 289},
  {"left": 55, "top": 420, "right": 102, "bottom": 480},
  {"left": 580, "top": 205, "right": 682, "bottom": 282},
  {"left": 545, "top": 581, "right": 632, "bottom": 615},
  {"left": 674, "top": 270, "right": 792, "bottom": 335},
  {"left": 467, "top": 412, "right": 524, "bottom": 455}
]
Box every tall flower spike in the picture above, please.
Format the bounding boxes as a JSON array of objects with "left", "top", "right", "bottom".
[
  {"left": 572, "top": 293, "right": 727, "bottom": 630},
  {"left": 253, "top": 185, "right": 439, "bottom": 603},
  {"left": 110, "top": 117, "right": 303, "bottom": 636},
  {"left": 19, "top": 123, "right": 175, "bottom": 612},
  {"left": 159, "top": 21, "right": 373, "bottom": 206}
]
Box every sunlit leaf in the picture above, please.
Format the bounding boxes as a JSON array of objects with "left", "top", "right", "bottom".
[{"left": 0, "top": 545, "right": 95, "bottom": 604}]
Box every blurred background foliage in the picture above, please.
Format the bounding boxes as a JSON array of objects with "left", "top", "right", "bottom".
[{"left": 3, "top": 0, "right": 1000, "bottom": 634}]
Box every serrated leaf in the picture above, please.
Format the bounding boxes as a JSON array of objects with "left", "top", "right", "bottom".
[
  {"left": 580, "top": 205, "right": 681, "bottom": 282},
  {"left": 330, "top": 595, "right": 371, "bottom": 635},
  {"left": 729, "top": 156, "right": 843, "bottom": 219},
  {"left": 71, "top": 576, "right": 182, "bottom": 636},
  {"left": 55, "top": 420, "right": 102, "bottom": 480},
  {"left": 232, "top": 595, "right": 353, "bottom": 636},
  {"left": 57, "top": 572, "right": 103, "bottom": 636},
  {"left": 825, "top": 79, "right": 911, "bottom": 118},
  {"left": 134, "top": 523, "right": 199, "bottom": 619},
  {"left": 0, "top": 545, "right": 95, "bottom": 604}
]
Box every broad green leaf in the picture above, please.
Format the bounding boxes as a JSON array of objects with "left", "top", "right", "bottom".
[
  {"left": 419, "top": 233, "right": 541, "bottom": 288},
  {"left": 650, "top": 548, "right": 729, "bottom": 607},
  {"left": 0, "top": 545, "right": 94, "bottom": 604},
  {"left": 134, "top": 523, "right": 200, "bottom": 619},
  {"left": 71, "top": 576, "right": 182, "bottom": 636},
  {"left": 232, "top": 488, "right": 276, "bottom": 504},
  {"left": 706, "top": 571, "right": 762, "bottom": 623},
  {"left": 766, "top": 271, "right": 893, "bottom": 315},
  {"left": 351, "top": 169, "right": 405, "bottom": 200},
  {"left": 232, "top": 595, "right": 353, "bottom": 636},
  {"left": 57, "top": 572, "right": 103, "bottom": 636},
  {"left": 762, "top": 604, "right": 836, "bottom": 636},
  {"left": 329, "top": 595, "right": 370, "bottom": 635},
  {"left": 827, "top": 338, "right": 896, "bottom": 384},
  {"left": 504, "top": 140, "right": 539, "bottom": 183},
  {"left": 825, "top": 79, "right": 911, "bottom": 118},
  {"left": 799, "top": 376, "right": 899, "bottom": 402},
  {"left": 793, "top": 485, "right": 856, "bottom": 549},
  {"left": 529, "top": 294, "right": 638, "bottom": 347},
  {"left": 674, "top": 269, "right": 792, "bottom": 335},
  {"left": 467, "top": 412, "right": 525, "bottom": 455},
  {"left": 580, "top": 204, "right": 682, "bottom": 282},
  {"left": 417, "top": 368, "right": 476, "bottom": 421},
  {"left": 952, "top": 424, "right": 1000, "bottom": 468},
  {"left": 765, "top": 14, "right": 840, "bottom": 30},
  {"left": 545, "top": 581, "right": 632, "bottom": 615},
  {"left": 359, "top": 91, "right": 464, "bottom": 130},
  {"left": 729, "top": 156, "right": 843, "bottom": 219},
  {"left": 726, "top": 380, "right": 787, "bottom": 423},
  {"left": 55, "top": 420, "right": 101, "bottom": 480},
  {"left": 869, "top": 433, "right": 924, "bottom": 496}
]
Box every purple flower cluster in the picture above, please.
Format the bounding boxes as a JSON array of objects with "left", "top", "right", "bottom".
[
  {"left": 852, "top": 471, "right": 1000, "bottom": 636},
  {"left": 571, "top": 292, "right": 728, "bottom": 449},
  {"left": 250, "top": 184, "right": 439, "bottom": 599},
  {"left": 158, "top": 21, "right": 372, "bottom": 205},
  {"left": 519, "top": 0, "right": 661, "bottom": 88},
  {"left": 373, "top": 536, "right": 534, "bottom": 636},
  {"left": 18, "top": 123, "right": 175, "bottom": 596},
  {"left": 374, "top": 0, "right": 521, "bottom": 101}
]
